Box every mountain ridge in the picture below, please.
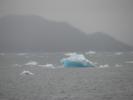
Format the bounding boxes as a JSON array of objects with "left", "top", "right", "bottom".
[{"left": 0, "top": 15, "right": 133, "bottom": 52}]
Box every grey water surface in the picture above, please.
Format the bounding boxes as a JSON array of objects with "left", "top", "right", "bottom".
[{"left": 0, "top": 52, "right": 133, "bottom": 100}]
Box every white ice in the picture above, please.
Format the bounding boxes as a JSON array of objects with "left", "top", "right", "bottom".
[
  {"left": 25, "top": 61, "right": 38, "bottom": 66},
  {"left": 20, "top": 70, "right": 34, "bottom": 75},
  {"left": 86, "top": 51, "right": 96, "bottom": 55},
  {"left": 99, "top": 64, "right": 109, "bottom": 68},
  {"left": 38, "top": 64, "right": 55, "bottom": 69},
  {"left": 62, "top": 53, "right": 95, "bottom": 66}
]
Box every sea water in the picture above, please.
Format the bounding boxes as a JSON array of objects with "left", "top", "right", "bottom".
[{"left": 0, "top": 52, "right": 133, "bottom": 100}]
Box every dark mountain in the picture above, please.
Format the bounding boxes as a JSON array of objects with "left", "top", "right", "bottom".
[
  {"left": 0, "top": 15, "right": 132, "bottom": 52},
  {"left": 86, "top": 32, "right": 133, "bottom": 52}
]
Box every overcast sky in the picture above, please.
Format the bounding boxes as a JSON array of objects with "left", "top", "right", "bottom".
[{"left": 0, "top": 0, "right": 133, "bottom": 45}]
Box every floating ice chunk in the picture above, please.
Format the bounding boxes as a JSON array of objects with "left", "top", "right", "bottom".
[
  {"left": 45, "top": 64, "right": 54, "bottom": 67},
  {"left": 99, "top": 64, "right": 109, "bottom": 68},
  {"left": 45, "top": 64, "right": 55, "bottom": 68},
  {"left": 125, "top": 61, "right": 133, "bottom": 64},
  {"left": 25, "top": 61, "right": 38, "bottom": 66},
  {"left": 20, "top": 70, "right": 34, "bottom": 75},
  {"left": 61, "top": 53, "right": 95, "bottom": 67},
  {"left": 86, "top": 51, "right": 96, "bottom": 55},
  {"left": 38, "top": 64, "right": 55, "bottom": 69},
  {"left": 103, "top": 64, "right": 109, "bottom": 67},
  {"left": 115, "top": 52, "right": 123, "bottom": 55}
]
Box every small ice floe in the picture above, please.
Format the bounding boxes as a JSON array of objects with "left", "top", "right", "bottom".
[
  {"left": 115, "top": 64, "right": 122, "bottom": 67},
  {"left": 25, "top": 61, "right": 38, "bottom": 66},
  {"left": 20, "top": 70, "right": 34, "bottom": 75},
  {"left": 86, "top": 51, "right": 96, "bottom": 55},
  {"left": 61, "top": 53, "right": 95, "bottom": 68},
  {"left": 125, "top": 61, "right": 133, "bottom": 64},
  {"left": 38, "top": 64, "right": 55, "bottom": 69},
  {"left": 115, "top": 52, "right": 123, "bottom": 55},
  {"left": 99, "top": 64, "right": 109, "bottom": 68},
  {"left": 45, "top": 64, "right": 55, "bottom": 69}
]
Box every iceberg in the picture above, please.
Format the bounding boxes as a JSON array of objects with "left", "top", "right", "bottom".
[{"left": 61, "top": 53, "right": 95, "bottom": 68}]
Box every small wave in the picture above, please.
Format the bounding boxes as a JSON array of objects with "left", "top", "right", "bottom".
[
  {"left": 114, "top": 52, "right": 123, "bottom": 55},
  {"left": 20, "top": 70, "right": 34, "bottom": 75},
  {"left": 85, "top": 51, "right": 96, "bottom": 55},
  {"left": 38, "top": 64, "right": 55, "bottom": 69},
  {"left": 17, "top": 53, "right": 27, "bottom": 56},
  {"left": 25, "top": 61, "right": 38, "bottom": 66},
  {"left": 99, "top": 64, "right": 109, "bottom": 68}
]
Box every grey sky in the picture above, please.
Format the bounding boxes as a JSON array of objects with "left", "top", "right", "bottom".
[{"left": 0, "top": 0, "right": 133, "bottom": 45}]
